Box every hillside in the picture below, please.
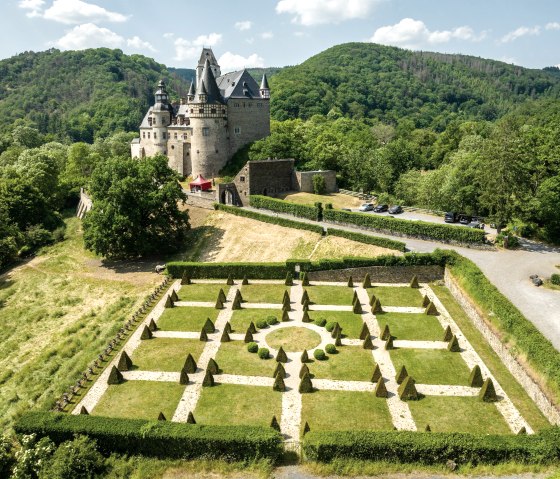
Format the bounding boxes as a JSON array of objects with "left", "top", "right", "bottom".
[{"left": 269, "top": 42, "right": 560, "bottom": 127}]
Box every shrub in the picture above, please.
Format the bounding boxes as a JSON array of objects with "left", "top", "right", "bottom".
[
  {"left": 447, "top": 335, "right": 461, "bottom": 352},
  {"left": 203, "top": 318, "right": 215, "bottom": 333},
  {"left": 215, "top": 297, "right": 224, "bottom": 309},
  {"left": 249, "top": 195, "right": 321, "bottom": 221},
  {"left": 347, "top": 276, "right": 354, "bottom": 287},
  {"left": 207, "top": 358, "right": 220, "bottom": 375},
  {"left": 226, "top": 274, "right": 234, "bottom": 286},
  {"left": 158, "top": 412, "right": 166, "bottom": 421},
  {"left": 360, "top": 323, "right": 370, "bottom": 340},
  {"left": 469, "top": 365, "right": 484, "bottom": 388},
  {"left": 164, "top": 295, "right": 174, "bottom": 308},
  {"left": 244, "top": 329, "right": 254, "bottom": 343},
  {"left": 247, "top": 342, "right": 258, "bottom": 353},
  {"left": 276, "top": 347, "right": 288, "bottom": 363},
  {"left": 300, "top": 364, "right": 310, "bottom": 379},
  {"left": 303, "top": 422, "right": 311, "bottom": 436},
  {"left": 327, "top": 228, "right": 406, "bottom": 252},
  {"left": 363, "top": 333, "right": 374, "bottom": 350},
  {"left": 312, "top": 174, "right": 326, "bottom": 195},
  {"left": 334, "top": 330, "right": 342, "bottom": 346},
  {"left": 258, "top": 348, "right": 270, "bottom": 359},
  {"left": 282, "top": 290, "right": 291, "bottom": 303},
  {"left": 331, "top": 322, "right": 340, "bottom": 338},
  {"left": 479, "top": 378, "right": 498, "bottom": 402},
  {"left": 117, "top": 351, "right": 132, "bottom": 371},
  {"left": 301, "top": 289, "right": 310, "bottom": 304},
  {"left": 285, "top": 272, "right": 294, "bottom": 286},
  {"left": 302, "top": 300, "right": 310, "bottom": 311},
  {"left": 325, "top": 344, "right": 337, "bottom": 354},
  {"left": 385, "top": 336, "right": 394, "bottom": 350},
  {"left": 256, "top": 319, "right": 269, "bottom": 329},
  {"left": 409, "top": 275, "right": 419, "bottom": 288},
  {"left": 179, "top": 369, "right": 189, "bottom": 385},
  {"left": 315, "top": 317, "right": 327, "bottom": 327},
  {"left": 202, "top": 370, "right": 215, "bottom": 387},
  {"left": 282, "top": 310, "right": 290, "bottom": 322},
  {"left": 270, "top": 416, "right": 281, "bottom": 432},
  {"left": 313, "top": 349, "right": 326, "bottom": 360},
  {"left": 301, "top": 350, "right": 309, "bottom": 363},
  {"left": 396, "top": 365, "right": 408, "bottom": 384},
  {"left": 371, "top": 364, "right": 382, "bottom": 383},
  {"left": 224, "top": 322, "right": 232, "bottom": 334},
  {"left": 422, "top": 295, "right": 430, "bottom": 307},
  {"left": 242, "top": 275, "right": 249, "bottom": 285},
  {"left": 107, "top": 366, "right": 123, "bottom": 385},
  {"left": 187, "top": 412, "right": 196, "bottom": 424},
  {"left": 232, "top": 295, "right": 242, "bottom": 310},
  {"left": 299, "top": 373, "right": 314, "bottom": 393},
  {"left": 181, "top": 272, "right": 191, "bottom": 285},
  {"left": 273, "top": 375, "right": 286, "bottom": 392},
  {"left": 325, "top": 321, "right": 336, "bottom": 332},
  {"left": 362, "top": 273, "right": 372, "bottom": 288},
  {"left": 167, "top": 260, "right": 288, "bottom": 280},
  {"left": 372, "top": 298, "right": 383, "bottom": 314},
  {"left": 148, "top": 318, "right": 158, "bottom": 332},
  {"left": 248, "top": 321, "right": 257, "bottom": 334},
  {"left": 80, "top": 406, "right": 89, "bottom": 415},
  {"left": 0, "top": 435, "right": 14, "bottom": 478},
  {"left": 220, "top": 330, "right": 231, "bottom": 342},
  {"left": 398, "top": 376, "right": 419, "bottom": 400},
  {"left": 41, "top": 435, "right": 106, "bottom": 479},
  {"left": 170, "top": 289, "right": 179, "bottom": 302},
  {"left": 266, "top": 315, "right": 278, "bottom": 326},
  {"left": 353, "top": 300, "right": 362, "bottom": 314},
  {"left": 380, "top": 324, "right": 391, "bottom": 341},
  {"left": 183, "top": 354, "right": 197, "bottom": 374},
  {"left": 551, "top": 274, "right": 560, "bottom": 286},
  {"left": 443, "top": 325, "right": 452, "bottom": 342},
  {"left": 301, "top": 272, "right": 310, "bottom": 286},
  {"left": 425, "top": 301, "right": 438, "bottom": 315},
  {"left": 200, "top": 328, "right": 208, "bottom": 342},
  {"left": 374, "top": 377, "right": 388, "bottom": 398},
  {"left": 273, "top": 362, "right": 286, "bottom": 379},
  {"left": 369, "top": 293, "right": 376, "bottom": 306}
]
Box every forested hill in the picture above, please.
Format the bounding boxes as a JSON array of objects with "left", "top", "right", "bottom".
[
  {"left": 0, "top": 48, "right": 191, "bottom": 142},
  {"left": 269, "top": 42, "right": 560, "bottom": 128}
]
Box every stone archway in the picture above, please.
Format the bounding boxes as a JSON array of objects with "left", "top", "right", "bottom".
[{"left": 221, "top": 189, "right": 234, "bottom": 205}]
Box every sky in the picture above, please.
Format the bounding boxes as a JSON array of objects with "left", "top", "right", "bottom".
[{"left": 2, "top": 0, "right": 560, "bottom": 72}]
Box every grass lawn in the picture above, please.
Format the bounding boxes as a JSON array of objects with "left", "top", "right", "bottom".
[
  {"left": 277, "top": 191, "right": 362, "bottom": 210},
  {"left": 431, "top": 284, "right": 550, "bottom": 431},
  {"left": 92, "top": 381, "right": 184, "bottom": 421},
  {"left": 376, "top": 312, "right": 445, "bottom": 341},
  {"left": 390, "top": 348, "right": 470, "bottom": 385},
  {"left": 306, "top": 285, "right": 355, "bottom": 305},
  {"left": 309, "top": 311, "right": 363, "bottom": 338},
  {"left": 132, "top": 338, "right": 206, "bottom": 372},
  {"left": 370, "top": 286, "right": 424, "bottom": 307},
  {"left": 194, "top": 383, "right": 282, "bottom": 427},
  {"left": 240, "top": 283, "right": 289, "bottom": 303},
  {"left": 408, "top": 396, "right": 511, "bottom": 434},
  {"left": 215, "top": 341, "right": 276, "bottom": 377},
  {"left": 177, "top": 283, "right": 230, "bottom": 302},
  {"left": 230, "top": 308, "right": 281, "bottom": 332},
  {"left": 310, "top": 346, "right": 376, "bottom": 381},
  {"left": 301, "top": 390, "right": 393, "bottom": 434},
  {"left": 266, "top": 327, "right": 322, "bottom": 352},
  {"left": 157, "top": 306, "right": 219, "bottom": 332}
]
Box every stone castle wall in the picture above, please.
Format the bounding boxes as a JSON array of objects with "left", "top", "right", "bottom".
[
  {"left": 227, "top": 98, "right": 270, "bottom": 157},
  {"left": 295, "top": 170, "right": 337, "bottom": 193}
]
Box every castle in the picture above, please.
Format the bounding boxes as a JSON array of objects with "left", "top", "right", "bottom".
[{"left": 130, "top": 48, "right": 271, "bottom": 178}]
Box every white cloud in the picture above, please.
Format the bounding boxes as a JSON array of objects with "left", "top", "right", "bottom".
[
  {"left": 127, "top": 36, "right": 156, "bottom": 52},
  {"left": 500, "top": 25, "right": 540, "bottom": 43},
  {"left": 546, "top": 22, "right": 560, "bottom": 31},
  {"left": 43, "top": 0, "right": 127, "bottom": 24},
  {"left": 218, "top": 52, "right": 264, "bottom": 73},
  {"left": 261, "top": 31, "right": 274, "bottom": 40},
  {"left": 370, "top": 18, "right": 485, "bottom": 49},
  {"left": 18, "top": 0, "right": 45, "bottom": 17},
  {"left": 163, "top": 32, "right": 175, "bottom": 39},
  {"left": 235, "top": 20, "right": 252, "bottom": 31},
  {"left": 276, "top": 0, "right": 381, "bottom": 26},
  {"left": 53, "top": 23, "right": 124, "bottom": 49},
  {"left": 173, "top": 33, "right": 222, "bottom": 62}
]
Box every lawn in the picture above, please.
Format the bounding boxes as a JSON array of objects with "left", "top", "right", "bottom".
[
  {"left": 309, "top": 311, "right": 363, "bottom": 338},
  {"left": 194, "top": 383, "right": 282, "bottom": 427},
  {"left": 390, "top": 348, "right": 471, "bottom": 385},
  {"left": 309, "top": 346, "right": 376, "bottom": 381},
  {"left": 92, "top": 381, "right": 184, "bottom": 421},
  {"left": 177, "top": 283, "right": 230, "bottom": 302},
  {"left": 266, "top": 327, "right": 322, "bottom": 352},
  {"left": 215, "top": 341, "right": 276, "bottom": 377},
  {"left": 376, "top": 312, "right": 444, "bottom": 341},
  {"left": 240, "top": 283, "right": 289, "bottom": 303},
  {"left": 369, "top": 286, "right": 424, "bottom": 307},
  {"left": 306, "top": 285, "right": 355, "bottom": 305},
  {"left": 407, "top": 396, "right": 511, "bottom": 434},
  {"left": 230, "top": 308, "right": 281, "bottom": 332},
  {"left": 277, "top": 191, "right": 362, "bottom": 210},
  {"left": 157, "top": 306, "right": 219, "bottom": 332},
  {"left": 301, "top": 390, "right": 393, "bottom": 434},
  {"left": 132, "top": 338, "right": 206, "bottom": 372}
]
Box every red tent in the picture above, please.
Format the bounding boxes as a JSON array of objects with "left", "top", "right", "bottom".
[{"left": 189, "top": 175, "right": 212, "bottom": 191}]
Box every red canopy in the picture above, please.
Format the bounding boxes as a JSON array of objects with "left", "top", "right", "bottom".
[{"left": 189, "top": 175, "right": 212, "bottom": 191}]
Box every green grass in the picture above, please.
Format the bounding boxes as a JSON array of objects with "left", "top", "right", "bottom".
[
  {"left": 306, "top": 285, "right": 354, "bottom": 305},
  {"left": 215, "top": 340, "right": 276, "bottom": 377},
  {"left": 301, "top": 390, "right": 393, "bottom": 434},
  {"left": 407, "top": 396, "right": 511, "bottom": 434},
  {"left": 240, "top": 283, "right": 289, "bottom": 303},
  {"left": 230, "top": 308, "right": 281, "bottom": 332},
  {"left": 376, "top": 312, "right": 445, "bottom": 341},
  {"left": 431, "top": 284, "right": 551, "bottom": 431},
  {"left": 132, "top": 338, "right": 206, "bottom": 372},
  {"left": 370, "top": 286, "right": 424, "bottom": 307},
  {"left": 92, "top": 381, "right": 184, "bottom": 421},
  {"left": 194, "top": 383, "right": 282, "bottom": 427},
  {"left": 309, "top": 311, "right": 363, "bottom": 338},
  {"left": 157, "top": 306, "right": 219, "bottom": 332},
  {"left": 390, "top": 348, "right": 471, "bottom": 385},
  {"left": 309, "top": 346, "right": 375, "bottom": 381},
  {"left": 177, "top": 283, "right": 230, "bottom": 302},
  {"left": 266, "top": 327, "right": 322, "bottom": 352}
]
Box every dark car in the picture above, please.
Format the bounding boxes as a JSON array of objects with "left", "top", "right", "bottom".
[
  {"left": 444, "top": 212, "right": 458, "bottom": 223},
  {"left": 459, "top": 214, "right": 472, "bottom": 225},
  {"left": 373, "top": 204, "right": 388, "bottom": 213},
  {"left": 388, "top": 205, "right": 403, "bottom": 214}
]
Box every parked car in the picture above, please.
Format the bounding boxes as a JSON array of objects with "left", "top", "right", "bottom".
[
  {"left": 358, "top": 203, "right": 374, "bottom": 212},
  {"left": 469, "top": 220, "right": 485, "bottom": 229},
  {"left": 444, "top": 212, "right": 459, "bottom": 223},
  {"left": 459, "top": 214, "right": 472, "bottom": 225},
  {"left": 388, "top": 205, "right": 403, "bottom": 214},
  {"left": 373, "top": 204, "right": 389, "bottom": 213},
  {"left": 530, "top": 274, "right": 543, "bottom": 286}
]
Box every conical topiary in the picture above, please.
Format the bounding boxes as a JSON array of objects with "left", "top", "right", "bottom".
[
  {"left": 374, "top": 377, "right": 388, "bottom": 398},
  {"left": 80, "top": 406, "right": 89, "bottom": 415},
  {"left": 301, "top": 272, "right": 310, "bottom": 286},
  {"left": 299, "top": 364, "right": 310, "bottom": 379},
  {"left": 181, "top": 272, "right": 191, "bottom": 285},
  {"left": 282, "top": 290, "right": 290, "bottom": 303},
  {"left": 285, "top": 272, "right": 293, "bottom": 286},
  {"left": 171, "top": 289, "right": 179, "bottom": 302},
  {"left": 276, "top": 346, "right": 288, "bottom": 363},
  {"left": 422, "top": 295, "right": 431, "bottom": 308},
  {"left": 425, "top": 301, "right": 438, "bottom": 315},
  {"left": 331, "top": 322, "right": 340, "bottom": 339},
  {"left": 270, "top": 415, "right": 281, "bottom": 431},
  {"left": 273, "top": 374, "right": 286, "bottom": 392},
  {"left": 409, "top": 275, "right": 419, "bottom": 288},
  {"left": 282, "top": 310, "right": 290, "bottom": 322},
  {"left": 244, "top": 329, "right": 254, "bottom": 343},
  {"left": 207, "top": 358, "right": 220, "bottom": 375},
  {"left": 117, "top": 351, "right": 133, "bottom": 371},
  {"left": 224, "top": 322, "right": 232, "bottom": 334},
  {"left": 347, "top": 276, "right": 353, "bottom": 287},
  {"left": 203, "top": 318, "right": 215, "bottom": 333},
  {"left": 301, "top": 290, "right": 309, "bottom": 304},
  {"left": 302, "top": 311, "right": 311, "bottom": 322},
  {"left": 517, "top": 427, "right": 527, "bottom": 435},
  {"left": 398, "top": 376, "right": 419, "bottom": 400},
  {"left": 148, "top": 318, "right": 158, "bottom": 332},
  {"left": 164, "top": 295, "right": 174, "bottom": 308},
  {"left": 183, "top": 353, "right": 197, "bottom": 374},
  {"left": 221, "top": 329, "right": 231, "bottom": 342},
  {"left": 353, "top": 300, "right": 362, "bottom": 314},
  {"left": 200, "top": 328, "right": 208, "bottom": 342},
  {"left": 273, "top": 362, "right": 286, "bottom": 379},
  {"left": 396, "top": 365, "right": 408, "bottom": 384},
  {"left": 242, "top": 275, "right": 249, "bottom": 285},
  {"left": 107, "top": 365, "right": 123, "bottom": 385},
  {"left": 303, "top": 421, "right": 311, "bottom": 436},
  {"left": 479, "top": 378, "right": 498, "bottom": 402},
  {"left": 335, "top": 329, "right": 342, "bottom": 347},
  {"left": 235, "top": 289, "right": 243, "bottom": 303},
  {"left": 362, "top": 273, "right": 372, "bottom": 288},
  {"left": 425, "top": 424, "right": 431, "bottom": 432},
  {"left": 232, "top": 295, "right": 242, "bottom": 310},
  {"left": 369, "top": 293, "right": 376, "bottom": 306},
  {"left": 363, "top": 333, "right": 374, "bottom": 350},
  {"left": 203, "top": 370, "right": 215, "bottom": 387},
  {"left": 140, "top": 325, "right": 153, "bottom": 340},
  {"left": 352, "top": 290, "right": 359, "bottom": 305},
  {"left": 469, "top": 365, "right": 484, "bottom": 387},
  {"left": 215, "top": 297, "right": 224, "bottom": 309},
  {"left": 249, "top": 321, "right": 257, "bottom": 334},
  {"left": 381, "top": 324, "right": 391, "bottom": 341},
  {"left": 360, "top": 323, "right": 370, "bottom": 340},
  {"left": 302, "top": 299, "right": 310, "bottom": 311},
  {"left": 179, "top": 368, "right": 189, "bottom": 385},
  {"left": 447, "top": 335, "right": 460, "bottom": 352},
  {"left": 372, "top": 298, "right": 383, "bottom": 314},
  {"left": 187, "top": 412, "right": 196, "bottom": 424},
  {"left": 299, "top": 372, "right": 313, "bottom": 393},
  {"left": 218, "top": 288, "right": 227, "bottom": 303},
  {"left": 301, "top": 350, "right": 309, "bottom": 363},
  {"left": 282, "top": 302, "right": 290, "bottom": 312},
  {"left": 226, "top": 274, "right": 234, "bottom": 286},
  {"left": 158, "top": 412, "right": 166, "bottom": 421},
  {"left": 443, "top": 325, "right": 453, "bottom": 342},
  {"left": 371, "top": 364, "right": 382, "bottom": 383}
]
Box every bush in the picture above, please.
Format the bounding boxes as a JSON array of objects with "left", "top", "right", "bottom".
[
  {"left": 312, "top": 174, "right": 326, "bottom": 195},
  {"left": 41, "top": 435, "right": 106, "bottom": 479},
  {"left": 258, "top": 348, "right": 270, "bottom": 359},
  {"left": 247, "top": 342, "right": 258, "bottom": 353},
  {"left": 313, "top": 349, "right": 326, "bottom": 360},
  {"left": 314, "top": 318, "right": 327, "bottom": 327},
  {"left": 551, "top": 274, "right": 560, "bottom": 286},
  {"left": 167, "top": 261, "right": 287, "bottom": 280},
  {"left": 325, "top": 321, "right": 336, "bottom": 332},
  {"left": 249, "top": 195, "right": 321, "bottom": 221},
  {"left": 256, "top": 319, "right": 269, "bottom": 329},
  {"left": 325, "top": 344, "right": 337, "bottom": 354},
  {"left": 0, "top": 435, "right": 14, "bottom": 479},
  {"left": 266, "top": 315, "right": 278, "bottom": 326},
  {"left": 15, "top": 412, "right": 283, "bottom": 461}
]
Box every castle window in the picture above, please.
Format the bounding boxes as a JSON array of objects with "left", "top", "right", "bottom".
[
  {"left": 154, "top": 132, "right": 157, "bottom": 139},
  {"left": 234, "top": 103, "right": 240, "bottom": 107},
  {"left": 211, "top": 108, "right": 216, "bottom": 114},
  {"left": 240, "top": 176, "right": 245, "bottom": 182},
  {"left": 199, "top": 108, "right": 204, "bottom": 114},
  {"left": 174, "top": 133, "right": 177, "bottom": 139},
  {"left": 222, "top": 109, "right": 226, "bottom": 114},
  {"left": 190, "top": 109, "right": 193, "bottom": 113},
  {"left": 171, "top": 145, "right": 175, "bottom": 149},
  {"left": 183, "top": 133, "right": 187, "bottom": 140},
  {"left": 142, "top": 132, "right": 145, "bottom": 138},
  {"left": 202, "top": 127, "right": 209, "bottom": 137},
  {"left": 248, "top": 103, "right": 252, "bottom": 107},
  {"left": 257, "top": 103, "right": 262, "bottom": 108},
  {"left": 215, "top": 149, "right": 219, "bottom": 153},
  {"left": 234, "top": 127, "right": 241, "bottom": 135},
  {"left": 162, "top": 132, "right": 166, "bottom": 139},
  {"left": 147, "top": 132, "right": 150, "bottom": 139}
]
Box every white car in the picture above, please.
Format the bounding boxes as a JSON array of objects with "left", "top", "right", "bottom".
[{"left": 358, "top": 203, "right": 374, "bottom": 212}]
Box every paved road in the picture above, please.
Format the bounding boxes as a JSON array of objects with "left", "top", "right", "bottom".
[{"left": 245, "top": 207, "right": 560, "bottom": 351}]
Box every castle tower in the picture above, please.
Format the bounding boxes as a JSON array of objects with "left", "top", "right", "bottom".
[
  {"left": 260, "top": 74, "right": 270, "bottom": 99},
  {"left": 196, "top": 49, "right": 221, "bottom": 86},
  {"left": 150, "top": 79, "right": 172, "bottom": 155}
]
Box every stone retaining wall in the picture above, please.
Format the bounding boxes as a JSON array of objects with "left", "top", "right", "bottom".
[
  {"left": 445, "top": 269, "right": 560, "bottom": 425},
  {"left": 184, "top": 190, "right": 216, "bottom": 210},
  {"left": 308, "top": 265, "right": 444, "bottom": 283}
]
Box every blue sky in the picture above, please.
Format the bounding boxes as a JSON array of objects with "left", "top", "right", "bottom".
[{"left": 3, "top": 0, "right": 560, "bottom": 71}]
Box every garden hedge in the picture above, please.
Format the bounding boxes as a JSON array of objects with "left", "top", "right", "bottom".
[
  {"left": 15, "top": 412, "right": 283, "bottom": 461},
  {"left": 303, "top": 428, "right": 560, "bottom": 464},
  {"left": 249, "top": 195, "right": 321, "bottom": 221},
  {"left": 167, "top": 262, "right": 288, "bottom": 279},
  {"left": 326, "top": 228, "right": 406, "bottom": 252}
]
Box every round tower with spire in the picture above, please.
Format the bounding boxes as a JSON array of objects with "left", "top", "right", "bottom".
[{"left": 150, "top": 79, "right": 173, "bottom": 155}]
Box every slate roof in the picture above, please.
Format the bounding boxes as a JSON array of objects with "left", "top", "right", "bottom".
[{"left": 216, "top": 69, "right": 263, "bottom": 100}]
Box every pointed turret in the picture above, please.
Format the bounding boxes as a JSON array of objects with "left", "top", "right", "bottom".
[
  {"left": 187, "top": 81, "right": 195, "bottom": 102},
  {"left": 195, "top": 58, "right": 223, "bottom": 104},
  {"left": 260, "top": 74, "right": 270, "bottom": 99}
]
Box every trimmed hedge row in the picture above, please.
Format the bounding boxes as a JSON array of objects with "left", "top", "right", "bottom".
[
  {"left": 15, "top": 412, "right": 283, "bottom": 461},
  {"left": 323, "top": 209, "right": 486, "bottom": 244},
  {"left": 167, "top": 261, "right": 287, "bottom": 279},
  {"left": 303, "top": 429, "right": 560, "bottom": 464},
  {"left": 327, "top": 228, "right": 406, "bottom": 252},
  {"left": 249, "top": 195, "right": 320, "bottom": 221},
  {"left": 215, "top": 203, "right": 324, "bottom": 234}
]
